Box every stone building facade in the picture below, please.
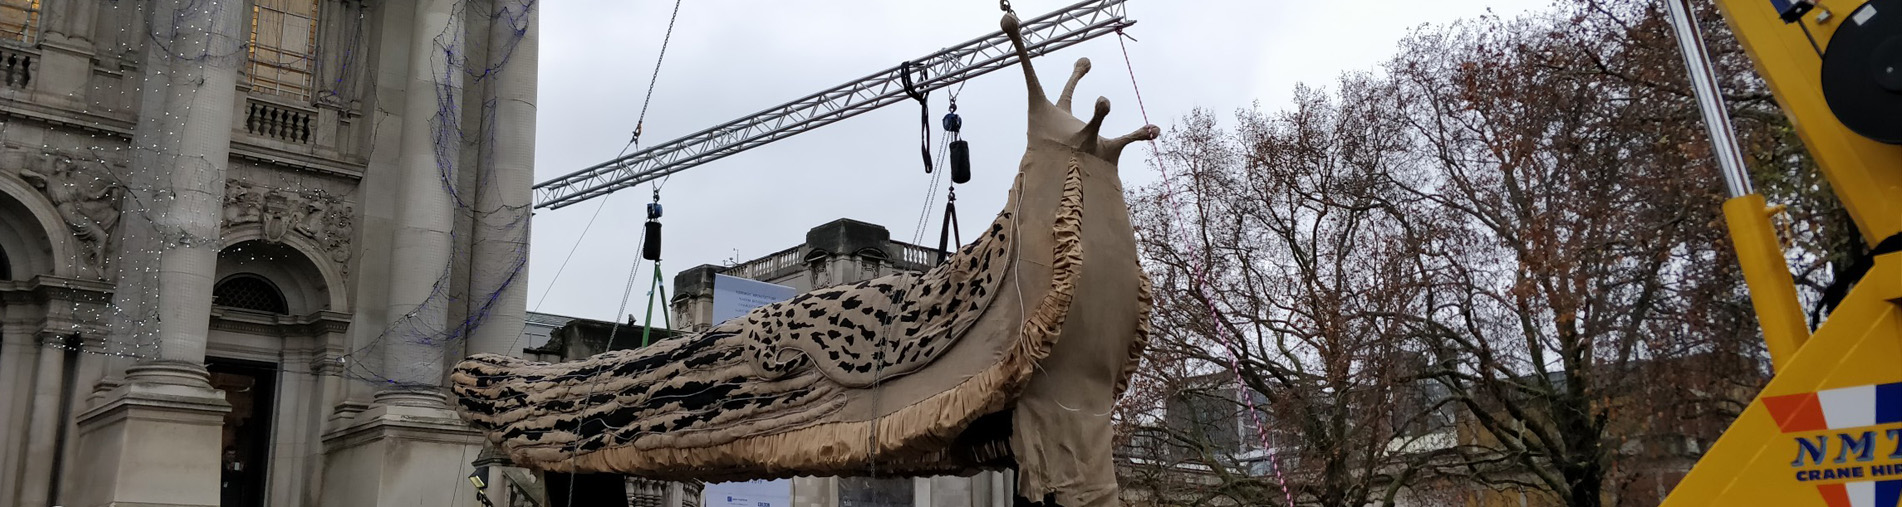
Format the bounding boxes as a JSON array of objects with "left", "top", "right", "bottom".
[
  {"left": 670, "top": 218, "right": 1016, "bottom": 507},
  {"left": 0, "top": 1, "right": 539, "bottom": 506}
]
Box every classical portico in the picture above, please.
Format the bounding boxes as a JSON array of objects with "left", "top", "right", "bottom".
[{"left": 0, "top": 1, "right": 540, "bottom": 506}]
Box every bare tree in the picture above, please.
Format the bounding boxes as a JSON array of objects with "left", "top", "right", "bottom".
[
  {"left": 1121, "top": 75, "right": 1452, "bottom": 507},
  {"left": 1380, "top": 2, "right": 1802, "bottom": 505},
  {"left": 1115, "top": 1, "right": 1838, "bottom": 506}
]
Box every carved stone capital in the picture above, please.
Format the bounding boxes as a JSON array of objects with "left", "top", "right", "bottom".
[{"left": 36, "top": 331, "right": 75, "bottom": 349}]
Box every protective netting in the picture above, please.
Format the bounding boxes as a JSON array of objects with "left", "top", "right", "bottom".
[{"left": 8, "top": 0, "right": 535, "bottom": 388}]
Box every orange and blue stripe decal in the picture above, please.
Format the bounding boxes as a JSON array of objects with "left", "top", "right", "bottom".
[
  {"left": 1880, "top": 480, "right": 1902, "bottom": 507},
  {"left": 1878, "top": 383, "right": 1902, "bottom": 426},
  {"left": 1816, "top": 483, "right": 1850, "bottom": 507},
  {"left": 1765, "top": 381, "right": 1902, "bottom": 432},
  {"left": 1764, "top": 382, "right": 1902, "bottom": 507},
  {"left": 1766, "top": 391, "right": 1829, "bottom": 432},
  {"left": 1814, "top": 481, "right": 1902, "bottom": 507}
]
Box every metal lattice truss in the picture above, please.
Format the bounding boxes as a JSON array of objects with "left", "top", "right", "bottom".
[{"left": 533, "top": 0, "right": 1133, "bottom": 209}]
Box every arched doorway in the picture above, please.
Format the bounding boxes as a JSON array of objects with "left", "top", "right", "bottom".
[
  {"left": 0, "top": 176, "right": 83, "bottom": 507},
  {"left": 206, "top": 239, "right": 339, "bottom": 507},
  {"left": 208, "top": 269, "right": 293, "bottom": 507},
  {"left": 0, "top": 186, "right": 58, "bottom": 281}
]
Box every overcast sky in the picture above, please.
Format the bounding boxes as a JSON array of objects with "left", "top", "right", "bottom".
[{"left": 527, "top": 0, "right": 1547, "bottom": 322}]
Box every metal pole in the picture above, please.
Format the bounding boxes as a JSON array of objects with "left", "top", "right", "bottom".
[
  {"left": 1665, "top": 0, "right": 1811, "bottom": 370},
  {"left": 1664, "top": 0, "right": 1755, "bottom": 198},
  {"left": 642, "top": 261, "right": 663, "bottom": 347}
]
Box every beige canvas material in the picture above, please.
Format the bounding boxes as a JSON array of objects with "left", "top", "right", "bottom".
[
  {"left": 449, "top": 157, "right": 1082, "bottom": 478},
  {"left": 450, "top": 13, "right": 1158, "bottom": 505},
  {"left": 1010, "top": 151, "right": 1144, "bottom": 507},
  {"left": 569, "top": 159, "right": 1082, "bottom": 480},
  {"left": 452, "top": 178, "right": 1028, "bottom": 460}
]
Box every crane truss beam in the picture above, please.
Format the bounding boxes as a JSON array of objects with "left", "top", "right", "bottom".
[{"left": 533, "top": 0, "right": 1132, "bottom": 210}]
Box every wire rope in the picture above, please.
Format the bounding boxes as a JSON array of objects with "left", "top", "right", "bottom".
[{"left": 1115, "top": 27, "right": 1295, "bottom": 506}]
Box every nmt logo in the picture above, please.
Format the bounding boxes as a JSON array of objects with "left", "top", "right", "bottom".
[{"left": 1763, "top": 381, "right": 1902, "bottom": 507}]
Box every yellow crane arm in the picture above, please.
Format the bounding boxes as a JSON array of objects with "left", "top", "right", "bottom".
[{"left": 1665, "top": 0, "right": 1902, "bottom": 505}]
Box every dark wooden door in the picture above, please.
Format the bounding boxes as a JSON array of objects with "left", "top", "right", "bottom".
[{"left": 209, "top": 359, "right": 276, "bottom": 507}]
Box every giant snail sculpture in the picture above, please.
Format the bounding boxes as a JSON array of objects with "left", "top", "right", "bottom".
[{"left": 452, "top": 12, "right": 1160, "bottom": 506}]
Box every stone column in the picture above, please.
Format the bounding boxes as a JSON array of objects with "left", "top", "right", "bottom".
[
  {"left": 318, "top": 4, "right": 482, "bottom": 507},
  {"left": 269, "top": 338, "right": 323, "bottom": 507},
  {"left": 932, "top": 476, "right": 982, "bottom": 507},
  {"left": 107, "top": 0, "right": 243, "bottom": 378},
  {"left": 95, "top": 1, "right": 149, "bottom": 85},
  {"left": 69, "top": 1, "right": 242, "bottom": 506},
  {"left": 0, "top": 308, "right": 34, "bottom": 506},
  {"left": 989, "top": 471, "right": 1013, "bottom": 507},
  {"left": 42, "top": 0, "right": 99, "bottom": 46},
  {"left": 36, "top": 0, "right": 99, "bottom": 109},
  {"left": 379, "top": 0, "right": 464, "bottom": 404},
  {"left": 142, "top": 7, "right": 240, "bottom": 373},
  {"left": 793, "top": 476, "right": 840, "bottom": 507},
  {"left": 972, "top": 472, "right": 994, "bottom": 506},
  {"left": 914, "top": 477, "right": 933, "bottom": 506},
  {"left": 15, "top": 332, "right": 69, "bottom": 507},
  {"left": 465, "top": 0, "right": 537, "bottom": 358}
]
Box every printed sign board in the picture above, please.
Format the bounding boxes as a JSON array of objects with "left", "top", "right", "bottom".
[
  {"left": 712, "top": 274, "right": 797, "bottom": 324},
  {"left": 703, "top": 274, "right": 798, "bottom": 507},
  {"left": 704, "top": 479, "right": 791, "bottom": 507}
]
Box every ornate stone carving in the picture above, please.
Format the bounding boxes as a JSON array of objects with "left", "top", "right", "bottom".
[
  {"left": 321, "top": 204, "right": 354, "bottom": 263},
  {"left": 221, "top": 180, "right": 354, "bottom": 263},
  {"left": 19, "top": 150, "right": 123, "bottom": 278},
  {"left": 261, "top": 189, "right": 293, "bottom": 242}
]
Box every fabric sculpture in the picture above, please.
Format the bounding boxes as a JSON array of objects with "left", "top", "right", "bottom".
[{"left": 451, "top": 13, "right": 1159, "bottom": 507}]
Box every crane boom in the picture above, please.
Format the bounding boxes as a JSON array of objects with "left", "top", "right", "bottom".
[
  {"left": 532, "top": 0, "right": 1133, "bottom": 210},
  {"left": 1661, "top": 0, "right": 1902, "bottom": 505}
]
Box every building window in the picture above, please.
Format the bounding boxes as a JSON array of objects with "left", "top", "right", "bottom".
[
  {"left": 0, "top": 0, "right": 39, "bottom": 44},
  {"left": 248, "top": 0, "right": 317, "bottom": 100},
  {"left": 214, "top": 274, "right": 289, "bottom": 314},
  {"left": 0, "top": 245, "right": 10, "bottom": 280}
]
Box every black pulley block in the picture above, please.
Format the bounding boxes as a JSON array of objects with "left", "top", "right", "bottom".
[
  {"left": 949, "top": 140, "right": 971, "bottom": 184},
  {"left": 642, "top": 221, "right": 662, "bottom": 261},
  {"left": 1821, "top": 0, "right": 1902, "bottom": 144}
]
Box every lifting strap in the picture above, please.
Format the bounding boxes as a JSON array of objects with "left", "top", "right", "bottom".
[
  {"left": 901, "top": 61, "right": 933, "bottom": 174},
  {"left": 935, "top": 187, "right": 962, "bottom": 265}
]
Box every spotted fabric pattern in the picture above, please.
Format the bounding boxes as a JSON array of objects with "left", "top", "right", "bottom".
[{"left": 452, "top": 211, "right": 1019, "bottom": 462}]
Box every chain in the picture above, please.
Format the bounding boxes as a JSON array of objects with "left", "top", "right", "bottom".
[{"left": 631, "top": 0, "right": 686, "bottom": 146}]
